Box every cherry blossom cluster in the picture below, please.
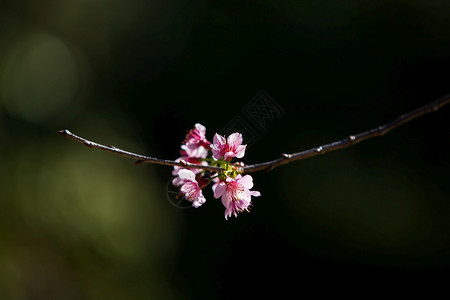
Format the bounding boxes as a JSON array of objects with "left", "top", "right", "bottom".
[{"left": 172, "top": 123, "right": 260, "bottom": 220}]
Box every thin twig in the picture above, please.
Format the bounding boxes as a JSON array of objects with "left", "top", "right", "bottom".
[
  {"left": 57, "top": 129, "right": 224, "bottom": 172},
  {"left": 58, "top": 92, "right": 450, "bottom": 173},
  {"left": 243, "top": 92, "right": 450, "bottom": 173}
]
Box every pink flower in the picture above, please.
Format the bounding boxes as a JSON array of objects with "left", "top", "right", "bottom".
[
  {"left": 172, "top": 153, "right": 208, "bottom": 186},
  {"left": 213, "top": 174, "right": 261, "bottom": 220},
  {"left": 178, "top": 169, "right": 206, "bottom": 208},
  {"left": 211, "top": 133, "right": 246, "bottom": 161},
  {"left": 182, "top": 123, "right": 211, "bottom": 158}
]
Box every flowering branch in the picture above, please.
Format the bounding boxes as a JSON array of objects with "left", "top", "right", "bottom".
[
  {"left": 58, "top": 92, "right": 449, "bottom": 219},
  {"left": 59, "top": 93, "right": 450, "bottom": 174}
]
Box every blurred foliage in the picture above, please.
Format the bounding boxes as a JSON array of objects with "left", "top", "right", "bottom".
[
  {"left": 0, "top": 120, "right": 180, "bottom": 299},
  {"left": 0, "top": 0, "right": 450, "bottom": 298}
]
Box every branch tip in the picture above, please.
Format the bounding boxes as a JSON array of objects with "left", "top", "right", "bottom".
[{"left": 57, "top": 129, "right": 70, "bottom": 137}]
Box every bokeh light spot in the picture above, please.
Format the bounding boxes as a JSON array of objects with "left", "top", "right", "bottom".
[{"left": 1, "top": 31, "right": 78, "bottom": 122}]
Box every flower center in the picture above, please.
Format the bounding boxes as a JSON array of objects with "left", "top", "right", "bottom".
[{"left": 232, "top": 189, "right": 246, "bottom": 202}]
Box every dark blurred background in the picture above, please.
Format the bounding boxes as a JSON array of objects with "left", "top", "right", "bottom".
[{"left": 0, "top": 0, "right": 449, "bottom": 298}]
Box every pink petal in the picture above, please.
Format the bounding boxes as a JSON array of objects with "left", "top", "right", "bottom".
[
  {"left": 211, "top": 149, "right": 222, "bottom": 160},
  {"left": 227, "top": 133, "right": 242, "bottom": 146},
  {"left": 235, "top": 145, "right": 246, "bottom": 158},
  {"left": 178, "top": 169, "right": 196, "bottom": 182},
  {"left": 213, "top": 133, "right": 226, "bottom": 146},
  {"left": 188, "top": 144, "right": 208, "bottom": 158},
  {"left": 250, "top": 191, "right": 261, "bottom": 197},
  {"left": 180, "top": 182, "right": 194, "bottom": 195},
  {"left": 237, "top": 175, "right": 254, "bottom": 189},
  {"left": 239, "top": 190, "right": 252, "bottom": 203},
  {"left": 221, "top": 192, "right": 232, "bottom": 209},
  {"left": 194, "top": 123, "right": 206, "bottom": 135},
  {"left": 214, "top": 182, "right": 227, "bottom": 198},
  {"left": 211, "top": 183, "right": 218, "bottom": 196},
  {"left": 193, "top": 194, "right": 206, "bottom": 208},
  {"left": 224, "top": 207, "right": 233, "bottom": 220},
  {"left": 172, "top": 176, "right": 185, "bottom": 186}
]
